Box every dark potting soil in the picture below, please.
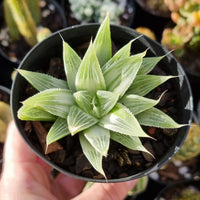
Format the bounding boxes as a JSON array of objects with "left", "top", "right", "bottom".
[
  {"left": 0, "top": 0, "right": 65, "bottom": 63},
  {"left": 20, "top": 50, "right": 182, "bottom": 180}
]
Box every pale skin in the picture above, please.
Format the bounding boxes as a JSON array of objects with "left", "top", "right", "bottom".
[{"left": 0, "top": 121, "right": 138, "bottom": 200}]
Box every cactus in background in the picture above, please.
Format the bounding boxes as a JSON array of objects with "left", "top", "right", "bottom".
[
  {"left": 0, "top": 101, "right": 12, "bottom": 143},
  {"left": 69, "top": 0, "right": 125, "bottom": 24},
  {"left": 3, "top": 0, "right": 50, "bottom": 47},
  {"left": 161, "top": 0, "right": 200, "bottom": 56}
]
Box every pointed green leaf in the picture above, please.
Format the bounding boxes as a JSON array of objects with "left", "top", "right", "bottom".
[
  {"left": 75, "top": 41, "right": 106, "bottom": 93},
  {"left": 103, "top": 52, "right": 146, "bottom": 97},
  {"left": 46, "top": 117, "right": 70, "bottom": 146},
  {"left": 120, "top": 92, "right": 165, "bottom": 115},
  {"left": 110, "top": 132, "right": 151, "bottom": 154},
  {"left": 99, "top": 103, "right": 150, "bottom": 138},
  {"left": 102, "top": 35, "right": 142, "bottom": 72},
  {"left": 18, "top": 104, "right": 56, "bottom": 121},
  {"left": 63, "top": 40, "right": 81, "bottom": 91},
  {"left": 23, "top": 89, "right": 75, "bottom": 118},
  {"left": 96, "top": 90, "right": 119, "bottom": 117},
  {"left": 84, "top": 125, "right": 110, "bottom": 156},
  {"left": 67, "top": 106, "right": 98, "bottom": 135},
  {"left": 136, "top": 107, "right": 184, "bottom": 128},
  {"left": 73, "top": 91, "right": 93, "bottom": 114},
  {"left": 18, "top": 69, "right": 68, "bottom": 91},
  {"left": 79, "top": 133, "right": 105, "bottom": 177},
  {"left": 127, "top": 75, "right": 175, "bottom": 96},
  {"left": 102, "top": 40, "right": 133, "bottom": 72},
  {"left": 137, "top": 56, "right": 164, "bottom": 75},
  {"left": 93, "top": 14, "right": 111, "bottom": 66}
]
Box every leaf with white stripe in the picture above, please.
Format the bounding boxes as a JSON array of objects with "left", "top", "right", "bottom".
[
  {"left": 102, "top": 36, "right": 142, "bottom": 72},
  {"left": 18, "top": 104, "right": 56, "bottom": 121},
  {"left": 103, "top": 51, "right": 146, "bottom": 97},
  {"left": 110, "top": 132, "right": 151, "bottom": 155},
  {"left": 137, "top": 56, "right": 164, "bottom": 75},
  {"left": 93, "top": 14, "right": 111, "bottom": 66},
  {"left": 79, "top": 133, "right": 105, "bottom": 177},
  {"left": 46, "top": 117, "right": 70, "bottom": 145},
  {"left": 73, "top": 91, "right": 93, "bottom": 114},
  {"left": 23, "top": 89, "right": 75, "bottom": 118},
  {"left": 84, "top": 125, "right": 110, "bottom": 156},
  {"left": 75, "top": 41, "right": 106, "bottom": 94},
  {"left": 127, "top": 75, "right": 175, "bottom": 96},
  {"left": 96, "top": 90, "right": 119, "bottom": 117},
  {"left": 136, "top": 107, "right": 185, "bottom": 128},
  {"left": 18, "top": 69, "right": 68, "bottom": 91},
  {"left": 99, "top": 103, "right": 150, "bottom": 138},
  {"left": 120, "top": 92, "right": 166, "bottom": 115},
  {"left": 67, "top": 106, "right": 98, "bottom": 135},
  {"left": 63, "top": 40, "right": 81, "bottom": 91}
]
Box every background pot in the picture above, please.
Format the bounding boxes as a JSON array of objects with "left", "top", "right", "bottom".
[
  {"left": 11, "top": 24, "right": 193, "bottom": 183},
  {"left": 0, "top": 0, "right": 67, "bottom": 66},
  {"left": 0, "top": 85, "right": 11, "bottom": 166}
]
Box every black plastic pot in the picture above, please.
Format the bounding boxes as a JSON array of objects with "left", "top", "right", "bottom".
[
  {"left": 0, "top": 0, "right": 67, "bottom": 66},
  {"left": 155, "top": 178, "right": 200, "bottom": 200},
  {"left": 0, "top": 85, "right": 11, "bottom": 165},
  {"left": 11, "top": 24, "right": 193, "bottom": 183}
]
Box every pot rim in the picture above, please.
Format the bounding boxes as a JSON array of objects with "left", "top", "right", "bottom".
[{"left": 11, "top": 23, "right": 193, "bottom": 183}]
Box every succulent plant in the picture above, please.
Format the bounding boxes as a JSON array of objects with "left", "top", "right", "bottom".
[
  {"left": 69, "top": 0, "right": 124, "bottom": 24},
  {"left": 3, "top": 0, "right": 51, "bottom": 46},
  {"left": 172, "top": 187, "right": 200, "bottom": 200},
  {"left": 17, "top": 15, "right": 184, "bottom": 178},
  {"left": 161, "top": 0, "right": 200, "bottom": 56}
]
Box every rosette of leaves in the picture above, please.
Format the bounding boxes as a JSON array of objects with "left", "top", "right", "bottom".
[{"left": 17, "top": 15, "right": 184, "bottom": 178}]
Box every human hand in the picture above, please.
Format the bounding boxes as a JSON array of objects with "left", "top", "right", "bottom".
[{"left": 0, "top": 121, "right": 138, "bottom": 200}]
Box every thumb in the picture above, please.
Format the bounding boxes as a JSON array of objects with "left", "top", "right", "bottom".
[{"left": 73, "top": 179, "right": 138, "bottom": 200}]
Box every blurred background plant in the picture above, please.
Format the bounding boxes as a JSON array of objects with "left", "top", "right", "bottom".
[
  {"left": 161, "top": 0, "right": 200, "bottom": 57},
  {"left": 68, "top": 0, "right": 125, "bottom": 24},
  {"left": 3, "top": 0, "right": 51, "bottom": 47},
  {"left": 0, "top": 101, "right": 12, "bottom": 144}
]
